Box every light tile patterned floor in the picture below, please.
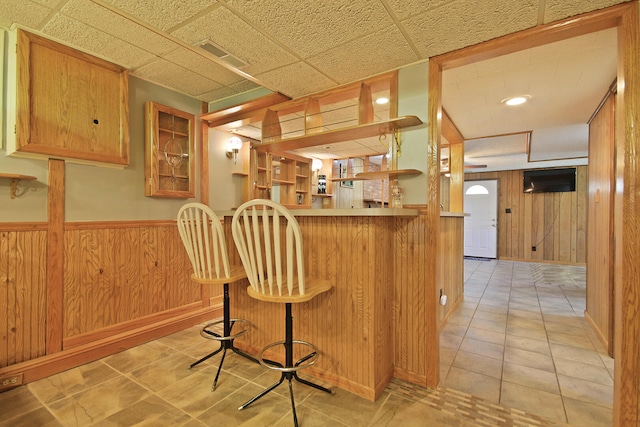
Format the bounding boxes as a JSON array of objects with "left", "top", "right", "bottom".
[
  {"left": 0, "top": 260, "right": 610, "bottom": 426},
  {"left": 440, "top": 259, "right": 613, "bottom": 426}
]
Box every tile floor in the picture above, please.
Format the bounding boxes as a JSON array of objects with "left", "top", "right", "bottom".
[
  {"left": 0, "top": 260, "right": 612, "bottom": 426},
  {"left": 440, "top": 259, "right": 613, "bottom": 426}
]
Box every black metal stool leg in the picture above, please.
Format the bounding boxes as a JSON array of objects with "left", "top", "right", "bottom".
[
  {"left": 238, "top": 303, "right": 332, "bottom": 425},
  {"left": 192, "top": 282, "right": 258, "bottom": 390}
]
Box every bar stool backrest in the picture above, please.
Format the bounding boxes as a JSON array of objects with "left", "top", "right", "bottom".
[
  {"left": 231, "top": 199, "right": 306, "bottom": 297},
  {"left": 177, "top": 203, "right": 231, "bottom": 280}
]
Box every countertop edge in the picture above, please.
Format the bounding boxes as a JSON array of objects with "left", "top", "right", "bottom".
[{"left": 217, "top": 208, "right": 420, "bottom": 217}]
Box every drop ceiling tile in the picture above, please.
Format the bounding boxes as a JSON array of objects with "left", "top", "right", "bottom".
[
  {"left": 0, "top": 0, "right": 52, "bottom": 28},
  {"left": 60, "top": 0, "right": 179, "bottom": 56},
  {"left": 307, "top": 25, "right": 419, "bottom": 84},
  {"left": 195, "top": 79, "right": 262, "bottom": 102},
  {"left": 171, "top": 6, "right": 298, "bottom": 77},
  {"left": 163, "top": 48, "right": 248, "bottom": 86},
  {"left": 134, "top": 59, "right": 223, "bottom": 97},
  {"left": 255, "top": 62, "right": 336, "bottom": 99},
  {"left": 402, "top": 0, "right": 538, "bottom": 58},
  {"left": 385, "top": 0, "right": 454, "bottom": 20},
  {"left": 225, "top": 0, "right": 391, "bottom": 58},
  {"left": 100, "top": 0, "right": 218, "bottom": 32},
  {"left": 543, "top": 0, "right": 626, "bottom": 24},
  {"left": 42, "top": 14, "right": 155, "bottom": 68}
]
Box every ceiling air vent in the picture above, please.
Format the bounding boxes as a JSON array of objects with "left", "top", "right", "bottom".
[{"left": 199, "top": 42, "right": 247, "bottom": 68}]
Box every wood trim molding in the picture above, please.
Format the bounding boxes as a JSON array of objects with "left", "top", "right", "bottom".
[
  {"left": 0, "top": 305, "right": 221, "bottom": 386},
  {"left": 46, "top": 159, "right": 64, "bottom": 354},
  {"left": 0, "top": 222, "right": 48, "bottom": 231},
  {"left": 64, "top": 219, "right": 177, "bottom": 230}
]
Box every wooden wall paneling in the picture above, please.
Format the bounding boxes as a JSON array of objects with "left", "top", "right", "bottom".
[
  {"left": 586, "top": 92, "right": 615, "bottom": 354},
  {"left": 46, "top": 159, "right": 64, "bottom": 354},
  {"left": 466, "top": 168, "right": 587, "bottom": 264},
  {"left": 0, "top": 227, "right": 47, "bottom": 368}
]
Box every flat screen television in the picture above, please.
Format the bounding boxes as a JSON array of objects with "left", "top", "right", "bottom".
[{"left": 523, "top": 168, "right": 576, "bottom": 193}]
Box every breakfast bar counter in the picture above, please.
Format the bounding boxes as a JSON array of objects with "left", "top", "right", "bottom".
[{"left": 220, "top": 207, "right": 464, "bottom": 400}]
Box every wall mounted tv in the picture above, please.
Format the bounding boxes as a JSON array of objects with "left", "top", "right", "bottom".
[{"left": 523, "top": 168, "right": 576, "bottom": 193}]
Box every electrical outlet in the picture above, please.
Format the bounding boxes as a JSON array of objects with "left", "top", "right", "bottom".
[
  {"left": 0, "top": 373, "right": 23, "bottom": 391},
  {"left": 531, "top": 246, "right": 536, "bottom": 251}
]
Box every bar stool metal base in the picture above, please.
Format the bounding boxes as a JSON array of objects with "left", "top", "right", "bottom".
[
  {"left": 190, "top": 283, "right": 257, "bottom": 391},
  {"left": 238, "top": 303, "right": 333, "bottom": 427}
]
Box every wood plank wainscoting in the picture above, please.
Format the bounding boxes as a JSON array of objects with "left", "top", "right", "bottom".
[
  {"left": 222, "top": 208, "right": 464, "bottom": 401},
  {"left": 0, "top": 219, "right": 224, "bottom": 386}
]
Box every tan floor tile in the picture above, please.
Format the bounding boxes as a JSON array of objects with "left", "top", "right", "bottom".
[
  {"left": 502, "top": 361, "right": 560, "bottom": 394},
  {"left": 0, "top": 407, "right": 62, "bottom": 427},
  {"left": 504, "top": 346, "right": 555, "bottom": 373},
  {"left": 500, "top": 381, "right": 567, "bottom": 424},
  {"left": 0, "top": 386, "right": 60, "bottom": 426},
  {"left": 505, "top": 334, "right": 551, "bottom": 355},
  {"left": 47, "top": 375, "right": 151, "bottom": 426},
  {"left": 564, "top": 396, "right": 613, "bottom": 427},
  {"left": 557, "top": 375, "right": 613, "bottom": 408},
  {"left": 549, "top": 343, "right": 606, "bottom": 367},
  {"left": 297, "top": 387, "right": 389, "bottom": 426},
  {"left": 198, "top": 382, "right": 292, "bottom": 426},
  {"left": 155, "top": 365, "right": 243, "bottom": 417},
  {"left": 469, "top": 317, "right": 507, "bottom": 333},
  {"left": 369, "top": 394, "right": 472, "bottom": 426},
  {"left": 465, "top": 327, "right": 506, "bottom": 345},
  {"left": 453, "top": 350, "right": 503, "bottom": 379},
  {"left": 92, "top": 395, "right": 193, "bottom": 426},
  {"left": 459, "top": 337, "right": 504, "bottom": 360},
  {"left": 442, "top": 321, "right": 469, "bottom": 337},
  {"left": 554, "top": 357, "right": 613, "bottom": 386},
  {"left": 27, "top": 360, "right": 119, "bottom": 404},
  {"left": 443, "top": 367, "right": 501, "bottom": 404},
  {"left": 440, "top": 333, "right": 464, "bottom": 350},
  {"left": 506, "top": 324, "right": 548, "bottom": 341},
  {"left": 546, "top": 330, "right": 595, "bottom": 350},
  {"left": 155, "top": 325, "right": 206, "bottom": 350},
  {"left": 103, "top": 340, "right": 176, "bottom": 374}
]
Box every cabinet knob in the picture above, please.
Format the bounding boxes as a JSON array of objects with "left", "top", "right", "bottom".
[{"left": 93, "top": 119, "right": 99, "bottom": 124}]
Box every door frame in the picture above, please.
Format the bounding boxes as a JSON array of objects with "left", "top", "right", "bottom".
[{"left": 427, "top": 3, "right": 640, "bottom": 424}]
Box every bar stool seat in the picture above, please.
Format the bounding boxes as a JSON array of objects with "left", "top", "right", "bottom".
[
  {"left": 231, "top": 199, "right": 333, "bottom": 427},
  {"left": 177, "top": 203, "right": 257, "bottom": 391}
]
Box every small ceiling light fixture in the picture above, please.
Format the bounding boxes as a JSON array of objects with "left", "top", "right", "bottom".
[
  {"left": 375, "top": 97, "right": 389, "bottom": 105},
  {"left": 226, "top": 136, "right": 243, "bottom": 164},
  {"left": 502, "top": 95, "right": 530, "bottom": 106}
]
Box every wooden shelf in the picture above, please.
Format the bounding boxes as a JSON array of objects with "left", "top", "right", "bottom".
[
  {"left": 355, "top": 169, "right": 423, "bottom": 180},
  {"left": 0, "top": 173, "right": 37, "bottom": 199},
  {"left": 232, "top": 172, "right": 249, "bottom": 177},
  {"left": 254, "top": 116, "right": 422, "bottom": 153},
  {"left": 330, "top": 176, "right": 365, "bottom": 182},
  {"left": 314, "top": 193, "right": 334, "bottom": 198}
]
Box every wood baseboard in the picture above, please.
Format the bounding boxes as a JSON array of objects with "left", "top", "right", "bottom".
[
  {"left": 0, "top": 305, "right": 222, "bottom": 386},
  {"left": 584, "top": 309, "right": 611, "bottom": 356}
]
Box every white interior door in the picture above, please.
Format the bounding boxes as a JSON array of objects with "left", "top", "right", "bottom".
[{"left": 464, "top": 180, "right": 498, "bottom": 258}]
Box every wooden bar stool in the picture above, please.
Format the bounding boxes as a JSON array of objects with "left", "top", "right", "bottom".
[
  {"left": 177, "top": 203, "right": 257, "bottom": 391},
  {"left": 231, "top": 199, "right": 333, "bottom": 427}
]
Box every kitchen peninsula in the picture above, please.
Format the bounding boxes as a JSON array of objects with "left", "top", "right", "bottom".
[{"left": 219, "top": 207, "right": 465, "bottom": 400}]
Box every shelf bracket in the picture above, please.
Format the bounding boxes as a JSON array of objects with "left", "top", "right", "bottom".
[{"left": 10, "top": 178, "right": 27, "bottom": 199}]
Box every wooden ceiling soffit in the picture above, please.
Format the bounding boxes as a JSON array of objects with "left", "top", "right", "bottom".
[{"left": 200, "top": 92, "right": 291, "bottom": 128}]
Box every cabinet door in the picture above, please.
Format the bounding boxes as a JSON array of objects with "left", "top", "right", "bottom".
[
  {"left": 144, "top": 102, "right": 195, "bottom": 198},
  {"left": 9, "top": 29, "right": 129, "bottom": 166}
]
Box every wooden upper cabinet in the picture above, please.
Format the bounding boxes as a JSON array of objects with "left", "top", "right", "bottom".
[
  {"left": 144, "top": 101, "right": 195, "bottom": 198},
  {"left": 6, "top": 29, "right": 129, "bottom": 166}
]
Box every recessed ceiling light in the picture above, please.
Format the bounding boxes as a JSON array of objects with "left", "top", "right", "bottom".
[
  {"left": 502, "top": 95, "right": 530, "bottom": 106},
  {"left": 375, "top": 97, "right": 389, "bottom": 105}
]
